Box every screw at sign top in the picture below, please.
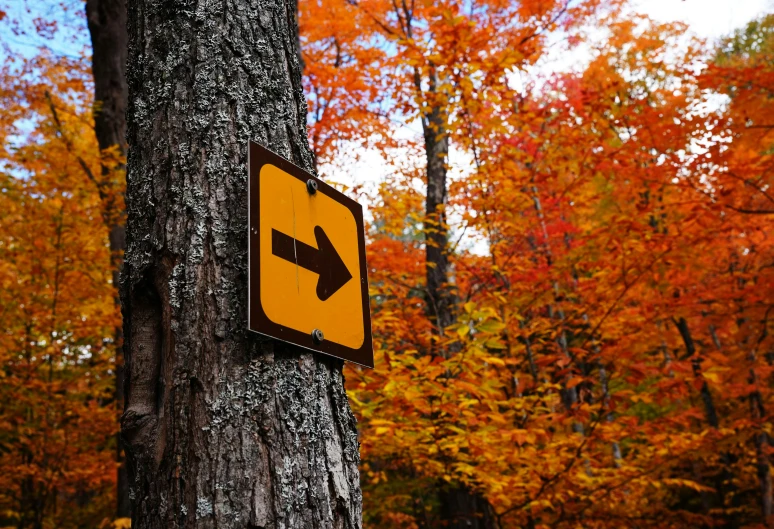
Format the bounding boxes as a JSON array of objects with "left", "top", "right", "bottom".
[
  {"left": 311, "top": 328, "right": 324, "bottom": 344},
  {"left": 307, "top": 179, "right": 318, "bottom": 195}
]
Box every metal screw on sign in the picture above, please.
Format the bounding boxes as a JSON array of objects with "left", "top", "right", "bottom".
[
  {"left": 306, "top": 179, "right": 318, "bottom": 195},
  {"left": 311, "top": 329, "right": 324, "bottom": 344}
]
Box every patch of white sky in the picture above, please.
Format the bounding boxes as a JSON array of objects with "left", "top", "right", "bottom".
[{"left": 319, "top": 0, "right": 772, "bottom": 254}]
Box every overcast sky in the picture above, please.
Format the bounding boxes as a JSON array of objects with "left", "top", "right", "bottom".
[{"left": 636, "top": 0, "right": 772, "bottom": 39}]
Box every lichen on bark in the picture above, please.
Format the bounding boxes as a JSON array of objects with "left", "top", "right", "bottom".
[{"left": 120, "top": 1, "right": 362, "bottom": 528}]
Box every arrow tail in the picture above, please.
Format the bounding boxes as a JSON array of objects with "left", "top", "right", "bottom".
[{"left": 271, "top": 229, "right": 321, "bottom": 273}]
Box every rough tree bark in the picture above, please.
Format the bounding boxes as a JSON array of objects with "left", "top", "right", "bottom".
[
  {"left": 84, "top": 0, "right": 130, "bottom": 518},
  {"left": 120, "top": 1, "right": 362, "bottom": 528}
]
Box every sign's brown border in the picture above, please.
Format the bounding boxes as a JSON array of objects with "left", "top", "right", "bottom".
[{"left": 248, "top": 141, "right": 374, "bottom": 368}]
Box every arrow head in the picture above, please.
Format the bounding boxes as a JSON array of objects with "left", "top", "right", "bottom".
[{"left": 314, "top": 226, "right": 353, "bottom": 301}]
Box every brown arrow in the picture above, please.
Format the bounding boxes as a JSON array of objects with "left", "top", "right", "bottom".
[{"left": 271, "top": 226, "right": 353, "bottom": 301}]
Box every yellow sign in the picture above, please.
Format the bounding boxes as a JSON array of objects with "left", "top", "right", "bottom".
[{"left": 248, "top": 142, "right": 373, "bottom": 367}]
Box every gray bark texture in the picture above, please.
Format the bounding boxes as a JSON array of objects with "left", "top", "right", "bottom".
[
  {"left": 120, "top": 2, "right": 362, "bottom": 528},
  {"left": 85, "top": 0, "right": 130, "bottom": 518}
]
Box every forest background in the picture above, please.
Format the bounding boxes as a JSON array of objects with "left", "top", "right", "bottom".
[{"left": 0, "top": 0, "right": 772, "bottom": 528}]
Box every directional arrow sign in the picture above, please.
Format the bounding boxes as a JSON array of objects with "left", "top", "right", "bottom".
[
  {"left": 271, "top": 227, "right": 353, "bottom": 301},
  {"left": 248, "top": 141, "right": 373, "bottom": 367}
]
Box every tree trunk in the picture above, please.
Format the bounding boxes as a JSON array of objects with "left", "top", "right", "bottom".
[
  {"left": 726, "top": 319, "right": 773, "bottom": 526},
  {"left": 421, "top": 85, "right": 455, "bottom": 338},
  {"left": 438, "top": 486, "right": 497, "bottom": 529},
  {"left": 674, "top": 317, "right": 737, "bottom": 526},
  {"left": 419, "top": 77, "right": 495, "bottom": 529},
  {"left": 84, "top": 0, "right": 130, "bottom": 518},
  {"left": 674, "top": 317, "right": 719, "bottom": 428},
  {"left": 120, "top": 1, "right": 362, "bottom": 528}
]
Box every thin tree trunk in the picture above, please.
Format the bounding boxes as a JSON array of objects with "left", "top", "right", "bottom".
[
  {"left": 744, "top": 354, "right": 772, "bottom": 526},
  {"left": 421, "top": 80, "right": 455, "bottom": 339},
  {"left": 724, "top": 319, "right": 774, "bottom": 526},
  {"left": 528, "top": 186, "right": 582, "bottom": 428},
  {"left": 84, "top": 0, "right": 129, "bottom": 518},
  {"left": 674, "top": 318, "right": 719, "bottom": 428},
  {"left": 121, "top": 1, "right": 362, "bottom": 528},
  {"left": 673, "top": 317, "right": 736, "bottom": 526},
  {"left": 418, "top": 69, "right": 495, "bottom": 529},
  {"left": 421, "top": 92, "right": 496, "bottom": 529},
  {"left": 439, "top": 488, "right": 497, "bottom": 529}
]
